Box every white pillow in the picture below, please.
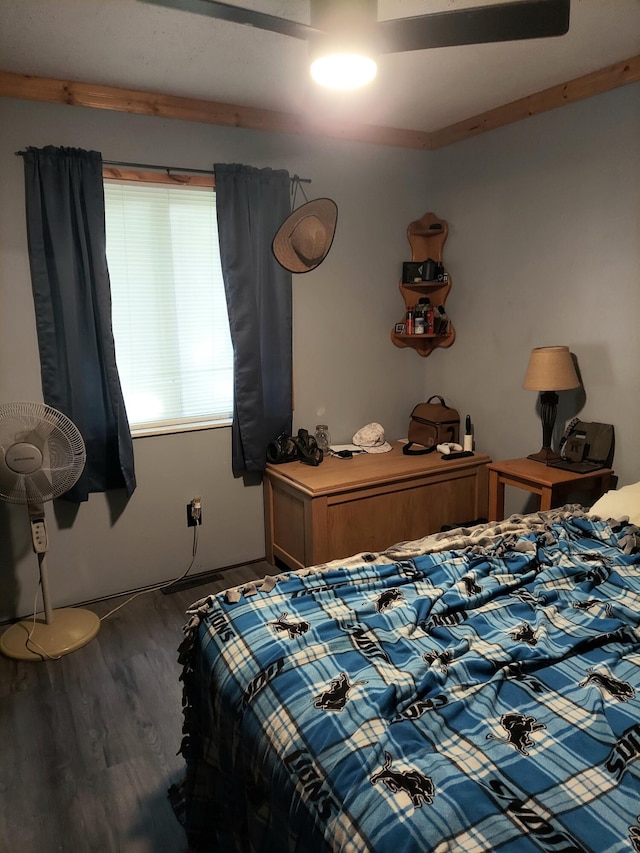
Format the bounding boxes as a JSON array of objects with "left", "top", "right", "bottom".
[{"left": 590, "top": 481, "right": 640, "bottom": 527}]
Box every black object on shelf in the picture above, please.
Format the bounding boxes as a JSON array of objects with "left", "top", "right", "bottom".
[{"left": 441, "top": 450, "right": 475, "bottom": 460}]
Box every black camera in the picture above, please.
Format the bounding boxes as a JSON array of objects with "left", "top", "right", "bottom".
[
  {"left": 402, "top": 261, "right": 424, "bottom": 283},
  {"left": 402, "top": 258, "right": 446, "bottom": 284},
  {"left": 422, "top": 258, "right": 445, "bottom": 281}
]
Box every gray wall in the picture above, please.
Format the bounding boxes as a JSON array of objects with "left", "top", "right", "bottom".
[
  {"left": 0, "top": 98, "right": 429, "bottom": 619},
  {"left": 1, "top": 82, "right": 638, "bottom": 618},
  {"left": 429, "top": 83, "right": 640, "bottom": 514}
]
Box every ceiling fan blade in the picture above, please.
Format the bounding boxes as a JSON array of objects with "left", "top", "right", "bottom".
[
  {"left": 141, "top": 0, "right": 321, "bottom": 40},
  {"left": 376, "top": 0, "right": 570, "bottom": 54}
]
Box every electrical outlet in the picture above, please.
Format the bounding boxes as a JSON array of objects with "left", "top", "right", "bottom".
[{"left": 186, "top": 497, "right": 202, "bottom": 527}]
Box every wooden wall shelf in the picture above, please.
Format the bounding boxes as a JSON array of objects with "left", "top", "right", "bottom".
[{"left": 391, "top": 212, "right": 456, "bottom": 358}]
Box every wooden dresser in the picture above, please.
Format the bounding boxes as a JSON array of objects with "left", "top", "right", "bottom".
[{"left": 263, "top": 442, "right": 490, "bottom": 570}]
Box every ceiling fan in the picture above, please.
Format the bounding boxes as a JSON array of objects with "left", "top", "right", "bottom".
[{"left": 140, "top": 0, "right": 571, "bottom": 88}]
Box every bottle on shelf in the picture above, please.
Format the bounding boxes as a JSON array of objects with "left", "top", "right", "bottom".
[
  {"left": 414, "top": 304, "right": 425, "bottom": 335},
  {"left": 406, "top": 307, "right": 414, "bottom": 335},
  {"left": 426, "top": 302, "right": 435, "bottom": 334}
]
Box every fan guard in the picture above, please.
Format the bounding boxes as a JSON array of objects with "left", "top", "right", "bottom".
[{"left": 0, "top": 401, "right": 86, "bottom": 504}]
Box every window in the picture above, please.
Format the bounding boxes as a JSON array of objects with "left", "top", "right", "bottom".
[{"left": 103, "top": 175, "right": 233, "bottom": 435}]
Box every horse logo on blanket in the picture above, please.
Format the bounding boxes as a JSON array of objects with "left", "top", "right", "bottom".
[
  {"left": 580, "top": 668, "right": 635, "bottom": 702},
  {"left": 376, "top": 588, "right": 404, "bottom": 612},
  {"left": 313, "top": 672, "right": 368, "bottom": 711},
  {"left": 508, "top": 622, "right": 538, "bottom": 646},
  {"left": 267, "top": 612, "right": 310, "bottom": 639},
  {"left": 486, "top": 712, "right": 546, "bottom": 756},
  {"left": 370, "top": 751, "right": 435, "bottom": 807}
]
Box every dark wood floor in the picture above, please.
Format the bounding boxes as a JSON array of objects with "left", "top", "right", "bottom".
[{"left": 0, "top": 561, "right": 272, "bottom": 853}]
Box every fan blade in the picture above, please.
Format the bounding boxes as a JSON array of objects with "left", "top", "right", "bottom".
[
  {"left": 377, "top": 0, "right": 570, "bottom": 54},
  {"left": 140, "top": 0, "right": 321, "bottom": 40},
  {"left": 0, "top": 467, "right": 24, "bottom": 502},
  {"left": 24, "top": 419, "right": 57, "bottom": 451},
  {"left": 25, "top": 468, "right": 53, "bottom": 503}
]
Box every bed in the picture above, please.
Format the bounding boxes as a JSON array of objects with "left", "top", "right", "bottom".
[{"left": 173, "top": 501, "right": 640, "bottom": 852}]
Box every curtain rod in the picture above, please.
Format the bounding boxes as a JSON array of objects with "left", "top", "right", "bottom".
[
  {"left": 103, "top": 159, "right": 215, "bottom": 175},
  {"left": 104, "top": 161, "right": 311, "bottom": 184},
  {"left": 15, "top": 152, "right": 311, "bottom": 184},
  {"left": 14, "top": 150, "right": 211, "bottom": 174}
]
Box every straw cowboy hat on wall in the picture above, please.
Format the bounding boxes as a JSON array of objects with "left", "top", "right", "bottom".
[{"left": 272, "top": 197, "right": 338, "bottom": 274}]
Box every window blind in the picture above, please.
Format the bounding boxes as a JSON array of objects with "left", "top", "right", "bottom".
[{"left": 104, "top": 180, "right": 233, "bottom": 434}]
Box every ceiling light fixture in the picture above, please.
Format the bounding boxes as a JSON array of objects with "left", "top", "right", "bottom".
[
  {"left": 309, "top": 0, "right": 379, "bottom": 90},
  {"left": 310, "top": 52, "right": 377, "bottom": 90}
]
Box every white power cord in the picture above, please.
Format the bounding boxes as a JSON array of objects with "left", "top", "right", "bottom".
[
  {"left": 25, "top": 579, "right": 62, "bottom": 661},
  {"left": 100, "top": 524, "right": 199, "bottom": 621},
  {"left": 17, "top": 523, "right": 200, "bottom": 657}
]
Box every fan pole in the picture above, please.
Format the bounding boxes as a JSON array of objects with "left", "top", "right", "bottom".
[
  {"left": 38, "top": 552, "right": 54, "bottom": 625},
  {"left": 0, "top": 506, "right": 100, "bottom": 661}
]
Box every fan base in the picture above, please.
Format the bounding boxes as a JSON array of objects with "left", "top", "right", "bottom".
[{"left": 0, "top": 607, "right": 100, "bottom": 661}]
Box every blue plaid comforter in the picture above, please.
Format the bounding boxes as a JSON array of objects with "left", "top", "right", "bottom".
[{"left": 177, "top": 509, "right": 640, "bottom": 852}]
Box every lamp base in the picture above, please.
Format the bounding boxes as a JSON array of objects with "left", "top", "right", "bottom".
[{"left": 527, "top": 447, "right": 561, "bottom": 464}]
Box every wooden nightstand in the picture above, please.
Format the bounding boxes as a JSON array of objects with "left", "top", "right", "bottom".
[
  {"left": 487, "top": 457, "right": 614, "bottom": 521},
  {"left": 264, "top": 443, "right": 490, "bottom": 570}
]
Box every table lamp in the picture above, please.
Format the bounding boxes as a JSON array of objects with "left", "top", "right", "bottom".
[{"left": 523, "top": 346, "right": 580, "bottom": 463}]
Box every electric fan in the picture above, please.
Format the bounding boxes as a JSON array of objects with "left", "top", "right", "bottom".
[{"left": 0, "top": 401, "right": 100, "bottom": 661}]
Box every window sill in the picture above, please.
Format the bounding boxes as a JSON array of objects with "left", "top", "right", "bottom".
[{"left": 131, "top": 419, "right": 232, "bottom": 438}]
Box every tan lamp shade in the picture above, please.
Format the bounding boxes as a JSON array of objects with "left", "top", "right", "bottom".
[{"left": 522, "top": 346, "right": 580, "bottom": 392}]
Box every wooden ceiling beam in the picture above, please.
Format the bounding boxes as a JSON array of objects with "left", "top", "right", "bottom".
[
  {"left": 1, "top": 56, "right": 638, "bottom": 151},
  {"left": 430, "top": 55, "right": 640, "bottom": 149},
  {"left": 0, "top": 70, "right": 431, "bottom": 151}
]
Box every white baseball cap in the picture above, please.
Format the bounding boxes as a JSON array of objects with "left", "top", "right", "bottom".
[{"left": 352, "top": 423, "right": 392, "bottom": 453}]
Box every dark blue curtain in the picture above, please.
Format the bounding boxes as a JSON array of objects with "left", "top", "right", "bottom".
[
  {"left": 22, "top": 146, "right": 136, "bottom": 502},
  {"left": 214, "top": 164, "right": 292, "bottom": 477}
]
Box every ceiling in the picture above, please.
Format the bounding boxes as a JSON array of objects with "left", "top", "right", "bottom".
[{"left": 1, "top": 0, "right": 639, "bottom": 134}]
